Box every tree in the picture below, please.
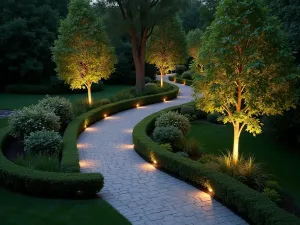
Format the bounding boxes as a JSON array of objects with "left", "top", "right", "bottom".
[
  {"left": 193, "top": 0, "right": 295, "bottom": 163},
  {"left": 187, "top": 28, "right": 203, "bottom": 59},
  {"left": 147, "top": 15, "right": 187, "bottom": 87},
  {"left": 103, "top": 0, "right": 188, "bottom": 93},
  {"left": 52, "top": 0, "right": 117, "bottom": 105}
]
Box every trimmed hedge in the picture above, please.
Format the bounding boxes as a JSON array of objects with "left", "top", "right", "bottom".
[
  {"left": 0, "top": 127, "right": 103, "bottom": 198},
  {"left": 132, "top": 104, "right": 300, "bottom": 225},
  {"left": 168, "top": 75, "right": 193, "bottom": 86},
  {"left": 62, "top": 83, "right": 179, "bottom": 172}
]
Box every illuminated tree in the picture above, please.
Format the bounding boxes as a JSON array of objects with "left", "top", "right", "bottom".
[
  {"left": 52, "top": 0, "right": 116, "bottom": 105},
  {"left": 193, "top": 0, "right": 295, "bottom": 163},
  {"left": 103, "top": 0, "right": 188, "bottom": 93},
  {"left": 187, "top": 28, "right": 203, "bottom": 59},
  {"left": 147, "top": 15, "right": 187, "bottom": 87}
]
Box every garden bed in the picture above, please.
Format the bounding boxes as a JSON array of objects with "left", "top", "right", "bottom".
[
  {"left": 132, "top": 103, "right": 300, "bottom": 225},
  {"left": 168, "top": 75, "right": 193, "bottom": 86}
]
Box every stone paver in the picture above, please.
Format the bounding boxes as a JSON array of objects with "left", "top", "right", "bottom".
[{"left": 77, "top": 75, "right": 248, "bottom": 225}]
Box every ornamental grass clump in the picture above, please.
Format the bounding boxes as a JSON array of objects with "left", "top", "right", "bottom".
[
  {"left": 9, "top": 104, "right": 60, "bottom": 139},
  {"left": 155, "top": 111, "right": 190, "bottom": 135}
]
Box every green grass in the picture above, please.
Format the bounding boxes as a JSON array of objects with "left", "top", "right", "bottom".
[
  {"left": 0, "top": 118, "right": 8, "bottom": 128},
  {"left": 0, "top": 85, "right": 132, "bottom": 110},
  {"left": 0, "top": 187, "right": 131, "bottom": 225},
  {"left": 187, "top": 121, "right": 300, "bottom": 206}
]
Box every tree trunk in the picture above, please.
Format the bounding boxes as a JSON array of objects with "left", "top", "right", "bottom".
[
  {"left": 233, "top": 123, "right": 240, "bottom": 164},
  {"left": 87, "top": 83, "right": 92, "bottom": 106},
  {"left": 160, "top": 69, "right": 164, "bottom": 87}
]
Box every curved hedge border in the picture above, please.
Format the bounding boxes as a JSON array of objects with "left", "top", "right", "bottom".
[
  {"left": 168, "top": 75, "right": 193, "bottom": 86},
  {"left": 132, "top": 104, "right": 300, "bottom": 225},
  {"left": 61, "top": 83, "right": 179, "bottom": 172},
  {"left": 0, "top": 127, "right": 103, "bottom": 198},
  {"left": 0, "top": 83, "right": 179, "bottom": 198}
]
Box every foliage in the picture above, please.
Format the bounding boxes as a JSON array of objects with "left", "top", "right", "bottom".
[
  {"left": 198, "top": 154, "right": 218, "bottom": 164},
  {"left": 207, "top": 113, "right": 222, "bottom": 124},
  {"left": 52, "top": 0, "right": 117, "bottom": 104},
  {"left": 38, "top": 96, "right": 74, "bottom": 123},
  {"left": 155, "top": 111, "right": 190, "bottom": 135},
  {"left": 24, "top": 131, "right": 62, "bottom": 156},
  {"left": 175, "top": 65, "right": 187, "bottom": 75},
  {"left": 133, "top": 106, "right": 300, "bottom": 225},
  {"left": 263, "top": 188, "right": 281, "bottom": 203},
  {"left": 176, "top": 151, "right": 189, "bottom": 158},
  {"left": 178, "top": 138, "right": 202, "bottom": 158},
  {"left": 181, "top": 71, "right": 193, "bottom": 80},
  {"left": 0, "top": 0, "right": 66, "bottom": 89},
  {"left": 144, "top": 77, "right": 152, "bottom": 84},
  {"left": 159, "top": 143, "right": 173, "bottom": 152},
  {"left": 111, "top": 89, "right": 135, "bottom": 103},
  {"left": 180, "top": 105, "right": 195, "bottom": 116},
  {"left": 153, "top": 126, "right": 183, "bottom": 145},
  {"left": 146, "top": 15, "right": 188, "bottom": 84},
  {"left": 9, "top": 105, "right": 60, "bottom": 139},
  {"left": 193, "top": 0, "right": 295, "bottom": 162},
  {"left": 195, "top": 110, "right": 208, "bottom": 120},
  {"left": 265, "top": 180, "right": 280, "bottom": 191},
  {"left": 14, "top": 153, "right": 61, "bottom": 172},
  {"left": 217, "top": 152, "right": 269, "bottom": 191},
  {"left": 144, "top": 83, "right": 158, "bottom": 95},
  {"left": 187, "top": 28, "right": 203, "bottom": 59}
]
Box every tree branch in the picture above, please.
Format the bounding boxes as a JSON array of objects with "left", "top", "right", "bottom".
[{"left": 116, "top": 0, "right": 127, "bottom": 19}]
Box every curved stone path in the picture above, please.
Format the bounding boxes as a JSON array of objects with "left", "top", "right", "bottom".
[{"left": 77, "top": 75, "right": 248, "bottom": 225}]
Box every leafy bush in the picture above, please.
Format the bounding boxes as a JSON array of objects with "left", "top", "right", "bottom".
[
  {"left": 155, "top": 111, "right": 190, "bottom": 135},
  {"left": 263, "top": 188, "right": 281, "bottom": 203},
  {"left": 9, "top": 105, "right": 60, "bottom": 139},
  {"left": 14, "top": 153, "right": 61, "bottom": 172},
  {"left": 195, "top": 110, "right": 208, "bottom": 120},
  {"left": 181, "top": 70, "right": 193, "bottom": 80},
  {"left": 38, "top": 95, "right": 74, "bottom": 123},
  {"left": 73, "top": 99, "right": 90, "bottom": 116},
  {"left": 217, "top": 152, "right": 269, "bottom": 191},
  {"left": 176, "top": 65, "right": 187, "bottom": 75},
  {"left": 160, "top": 143, "right": 173, "bottom": 152},
  {"left": 207, "top": 112, "right": 222, "bottom": 124},
  {"left": 198, "top": 154, "right": 218, "bottom": 164},
  {"left": 265, "top": 180, "right": 281, "bottom": 191},
  {"left": 111, "top": 89, "right": 135, "bottom": 102},
  {"left": 153, "top": 126, "right": 183, "bottom": 145},
  {"left": 176, "top": 152, "right": 189, "bottom": 158},
  {"left": 144, "top": 83, "right": 158, "bottom": 95},
  {"left": 180, "top": 105, "right": 195, "bottom": 116},
  {"left": 144, "top": 76, "right": 152, "bottom": 84},
  {"left": 178, "top": 138, "right": 202, "bottom": 158},
  {"left": 24, "top": 131, "right": 63, "bottom": 156}
]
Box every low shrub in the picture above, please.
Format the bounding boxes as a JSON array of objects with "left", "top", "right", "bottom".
[
  {"left": 73, "top": 99, "right": 90, "bottom": 116},
  {"left": 159, "top": 143, "right": 173, "bottom": 152},
  {"left": 180, "top": 105, "right": 195, "bottom": 116},
  {"left": 181, "top": 70, "right": 193, "bottom": 80},
  {"left": 144, "top": 83, "right": 158, "bottom": 95},
  {"left": 14, "top": 153, "right": 61, "bottom": 172},
  {"left": 155, "top": 111, "right": 190, "bottom": 135},
  {"left": 265, "top": 180, "right": 281, "bottom": 191},
  {"left": 198, "top": 154, "right": 218, "bottom": 164},
  {"left": 24, "top": 131, "right": 63, "bottom": 156},
  {"left": 217, "top": 152, "right": 269, "bottom": 191},
  {"left": 195, "top": 110, "right": 208, "bottom": 120},
  {"left": 133, "top": 105, "right": 300, "bottom": 225},
  {"left": 263, "top": 188, "right": 281, "bottom": 203},
  {"left": 9, "top": 105, "right": 60, "bottom": 139},
  {"left": 176, "top": 65, "right": 187, "bottom": 75},
  {"left": 111, "top": 89, "right": 135, "bottom": 102},
  {"left": 168, "top": 76, "right": 193, "bottom": 86},
  {"left": 176, "top": 152, "right": 189, "bottom": 158},
  {"left": 153, "top": 126, "right": 183, "bottom": 145},
  {"left": 207, "top": 112, "right": 222, "bottom": 124},
  {"left": 144, "top": 76, "right": 152, "bottom": 84},
  {"left": 38, "top": 96, "right": 74, "bottom": 124},
  {"left": 178, "top": 138, "right": 202, "bottom": 158}
]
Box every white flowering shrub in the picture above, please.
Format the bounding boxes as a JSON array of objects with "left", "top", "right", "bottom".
[
  {"left": 24, "top": 131, "right": 63, "bottom": 156},
  {"left": 38, "top": 95, "right": 74, "bottom": 123},
  {"left": 153, "top": 126, "right": 183, "bottom": 145},
  {"left": 9, "top": 105, "right": 60, "bottom": 139},
  {"left": 155, "top": 111, "right": 190, "bottom": 135}
]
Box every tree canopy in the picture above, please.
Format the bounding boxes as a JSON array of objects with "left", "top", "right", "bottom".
[
  {"left": 147, "top": 15, "right": 187, "bottom": 87},
  {"left": 193, "top": 0, "right": 295, "bottom": 163},
  {"left": 187, "top": 28, "right": 203, "bottom": 59},
  {"left": 52, "top": 0, "right": 117, "bottom": 105}
]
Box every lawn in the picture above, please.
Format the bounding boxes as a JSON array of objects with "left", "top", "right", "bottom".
[
  {"left": 0, "top": 188, "right": 130, "bottom": 225},
  {"left": 187, "top": 121, "right": 300, "bottom": 207},
  {"left": 0, "top": 85, "right": 132, "bottom": 110},
  {"left": 0, "top": 118, "right": 8, "bottom": 128}
]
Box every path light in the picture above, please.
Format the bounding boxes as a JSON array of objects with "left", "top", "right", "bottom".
[
  {"left": 174, "top": 78, "right": 177, "bottom": 82},
  {"left": 163, "top": 98, "right": 166, "bottom": 102},
  {"left": 104, "top": 114, "right": 107, "bottom": 118},
  {"left": 183, "top": 80, "right": 186, "bottom": 85},
  {"left": 208, "top": 188, "right": 213, "bottom": 193},
  {"left": 153, "top": 160, "right": 157, "bottom": 165},
  {"left": 136, "top": 104, "right": 140, "bottom": 108}
]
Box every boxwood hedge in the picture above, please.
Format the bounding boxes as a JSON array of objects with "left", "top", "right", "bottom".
[
  {"left": 132, "top": 104, "right": 300, "bottom": 225},
  {"left": 0, "top": 83, "right": 179, "bottom": 198},
  {"left": 168, "top": 75, "right": 193, "bottom": 86}
]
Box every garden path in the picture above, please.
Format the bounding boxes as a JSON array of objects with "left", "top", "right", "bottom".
[{"left": 77, "top": 75, "right": 247, "bottom": 225}]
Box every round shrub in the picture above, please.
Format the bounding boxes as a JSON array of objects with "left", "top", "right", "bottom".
[
  {"left": 195, "top": 110, "right": 208, "bottom": 120},
  {"left": 144, "top": 76, "right": 152, "bottom": 84},
  {"left": 9, "top": 105, "right": 61, "bottom": 139},
  {"left": 180, "top": 105, "right": 195, "bottom": 116},
  {"left": 181, "top": 71, "right": 193, "bottom": 80},
  {"left": 38, "top": 95, "right": 74, "bottom": 123},
  {"left": 207, "top": 112, "right": 222, "bottom": 124},
  {"left": 176, "top": 65, "right": 187, "bottom": 75},
  {"left": 263, "top": 188, "right": 281, "bottom": 203},
  {"left": 144, "top": 83, "right": 158, "bottom": 95},
  {"left": 155, "top": 111, "right": 190, "bottom": 135},
  {"left": 24, "top": 130, "right": 63, "bottom": 156},
  {"left": 153, "top": 126, "right": 183, "bottom": 145},
  {"left": 178, "top": 138, "right": 202, "bottom": 158}
]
